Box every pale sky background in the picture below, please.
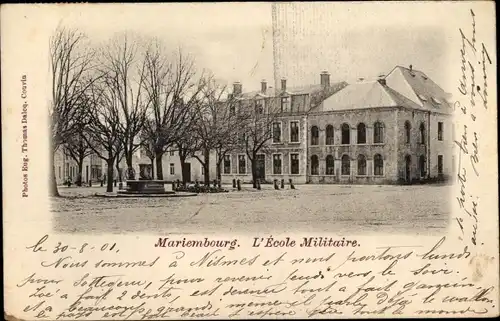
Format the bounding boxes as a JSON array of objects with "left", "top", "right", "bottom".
[{"left": 54, "top": 2, "right": 491, "bottom": 93}]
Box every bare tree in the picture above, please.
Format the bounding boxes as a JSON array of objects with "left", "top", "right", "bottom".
[
  {"left": 142, "top": 43, "right": 204, "bottom": 179},
  {"left": 191, "top": 77, "right": 241, "bottom": 185},
  {"left": 175, "top": 128, "right": 200, "bottom": 185},
  {"left": 239, "top": 96, "right": 281, "bottom": 187},
  {"left": 63, "top": 128, "right": 93, "bottom": 186},
  {"left": 83, "top": 74, "right": 122, "bottom": 192},
  {"left": 49, "top": 26, "right": 97, "bottom": 196},
  {"left": 99, "top": 33, "right": 149, "bottom": 180}
]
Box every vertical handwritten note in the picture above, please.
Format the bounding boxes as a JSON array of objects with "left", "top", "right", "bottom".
[{"left": 454, "top": 9, "right": 493, "bottom": 247}]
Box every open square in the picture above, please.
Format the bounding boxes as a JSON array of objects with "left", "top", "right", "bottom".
[{"left": 52, "top": 184, "right": 451, "bottom": 235}]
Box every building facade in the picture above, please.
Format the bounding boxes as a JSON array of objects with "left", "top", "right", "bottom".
[
  {"left": 222, "top": 65, "right": 454, "bottom": 185},
  {"left": 54, "top": 65, "right": 454, "bottom": 186}
]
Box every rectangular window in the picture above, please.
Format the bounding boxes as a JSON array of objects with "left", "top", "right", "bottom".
[
  {"left": 58, "top": 166, "right": 61, "bottom": 179},
  {"left": 290, "top": 121, "right": 299, "bottom": 143},
  {"left": 238, "top": 155, "right": 246, "bottom": 174},
  {"left": 170, "top": 150, "right": 175, "bottom": 156},
  {"left": 438, "top": 122, "right": 443, "bottom": 141},
  {"left": 438, "top": 155, "right": 443, "bottom": 174},
  {"left": 255, "top": 100, "right": 264, "bottom": 114},
  {"left": 290, "top": 153, "right": 299, "bottom": 175},
  {"left": 223, "top": 155, "right": 231, "bottom": 174},
  {"left": 169, "top": 163, "right": 175, "bottom": 175},
  {"left": 273, "top": 154, "right": 282, "bottom": 175},
  {"left": 272, "top": 122, "right": 282, "bottom": 143},
  {"left": 201, "top": 165, "right": 205, "bottom": 175},
  {"left": 281, "top": 96, "right": 290, "bottom": 112}
]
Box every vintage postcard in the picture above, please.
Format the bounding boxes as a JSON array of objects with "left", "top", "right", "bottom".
[{"left": 2, "top": 2, "right": 498, "bottom": 319}]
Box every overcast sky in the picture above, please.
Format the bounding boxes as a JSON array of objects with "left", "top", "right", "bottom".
[{"left": 55, "top": 2, "right": 492, "bottom": 93}]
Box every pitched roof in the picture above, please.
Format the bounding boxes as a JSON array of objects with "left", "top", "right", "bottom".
[
  {"left": 318, "top": 80, "right": 421, "bottom": 112},
  {"left": 236, "top": 81, "right": 347, "bottom": 101},
  {"left": 384, "top": 65, "right": 453, "bottom": 112}
]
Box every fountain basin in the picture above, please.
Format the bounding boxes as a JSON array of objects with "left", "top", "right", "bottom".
[{"left": 118, "top": 180, "right": 173, "bottom": 195}]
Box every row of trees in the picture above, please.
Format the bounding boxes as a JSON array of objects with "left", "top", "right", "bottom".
[{"left": 49, "top": 27, "right": 280, "bottom": 196}]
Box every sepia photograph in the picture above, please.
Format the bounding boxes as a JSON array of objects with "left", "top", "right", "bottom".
[{"left": 50, "top": 2, "right": 454, "bottom": 236}]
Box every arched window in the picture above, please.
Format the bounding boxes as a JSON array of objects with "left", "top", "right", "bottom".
[
  {"left": 341, "top": 123, "right": 350, "bottom": 144},
  {"left": 419, "top": 155, "right": 426, "bottom": 177},
  {"left": 311, "top": 126, "right": 319, "bottom": 145},
  {"left": 405, "top": 121, "right": 411, "bottom": 144},
  {"left": 311, "top": 155, "right": 319, "bottom": 175},
  {"left": 357, "top": 123, "right": 366, "bottom": 144},
  {"left": 326, "top": 155, "right": 335, "bottom": 175},
  {"left": 419, "top": 123, "right": 426, "bottom": 144},
  {"left": 374, "top": 154, "right": 384, "bottom": 176},
  {"left": 374, "top": 122, "right": 384, "bottom": 143},
  {"left": 341, "top": 155, "right": 350, "bottom": 175},
  {"left": 326, "top": 125, "right": 334, "bottom": 145},
  {"left": 357, "top": 154, "right": 367, "bottom": 175}
]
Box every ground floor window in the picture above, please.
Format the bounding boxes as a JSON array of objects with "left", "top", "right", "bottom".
[
  {"left": 238, "top": 155, "right": 246, "bottom": 174},
  {"left": 419, "top": 155, "right": 426, "bottom": 177},
  {"left": 290, "top": 153, "right": 299, "bottom": 174},
  {"left": 326, "top": 155, "right": 335, "bottom": 175},
  {"left": 223, "top": 155, "right": 231, "bottom": 174},
  {"left": 310, "top": 155, "right": 319, "bottom": 175},
  {"left": 58, "top": 166, "right": 61, "bottom": 179},
  {"left": 357, "top": 154, "right": 367, "bottom": 175},
  {"left": 374, "top": 154, "right": 383, "bottom": 176},
  {"left": 438, "top": 155, "right": 443, "bottom": 174},
  {"left": 341, "top": 155, "right": 350, "bottom": 175},
  {"left": 170, "top": 163, "right": 175, "bottom": 175},
  {"left": 273, "top": 154, "right": 282, "bottom": 174}
]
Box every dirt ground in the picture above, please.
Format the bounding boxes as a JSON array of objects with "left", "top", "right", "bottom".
[{"left": 51, "top": 184, "right": 451, "bottom": 236}]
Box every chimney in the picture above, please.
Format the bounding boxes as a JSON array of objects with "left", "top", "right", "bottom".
[
  {"left": 281, "top": 78, "right": 287, "bottom": 91},
  {"left": 233, "top": 82, "right": 242, "bottom": 96},
  {"left": 320, "top": 71, "right": 330, "bottom": 87},
  {"left": 261, "top": 80, "right": 267, "bottom": 94},
  {"left": 378, "top": 78, "right": 386, "bottom": 86},
  {"left": 409, "top": 64, "right": 413, "bottom": 72}
]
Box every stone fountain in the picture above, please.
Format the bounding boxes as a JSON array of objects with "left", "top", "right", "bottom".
[{"left": 117, "top": 163, "right": 175, "bottom": 196}]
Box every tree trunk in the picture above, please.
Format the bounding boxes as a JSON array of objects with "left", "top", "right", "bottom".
[
  {"left": 150, "top": 157, "right": 155, "bottom": 179},
  {"left": 203, "top": 148, "right": 210, "bottom": 186},
  {"left": 77, "top": 158, "right": 84, "bottom": 187},
  {"left": 251, "top": 157, "right": 257, "bottom": 188},
  {"left": 155, "top": 151, "right": 164, "bottom": 180},
  {"left": 49, "top": 149, "right": 60, "bottom": 197},
  {"left": 126, "top": 152, "right": 134, "bottom": 179},
  {"left": 115, "top": 157, "right": 122, "bottom": 183},
  {"left": 179, "top": 155, "right": 187, "bottom": 184},
  {"left": 106, "top": 160, "right": 114, "bottom": 192}
]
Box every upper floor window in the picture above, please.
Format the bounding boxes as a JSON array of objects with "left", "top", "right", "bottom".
[
  {"left": 281, "top": 96, "right": 290, "bottom": 112},
  {"left": 404, "top": 121, "right": 411, "bottom": 144},
  {"left": 255, "top": 99, "right": 264, "bottom": 115},
  {"left": 170, "top": 150, "right": 175, "bottom": 156},
  {"left": 311, "top": 126, "right": 319, "bottom": 145},
  {"left": 290, "top": 121, "right": 299, "bottom": 143},
  {"left": 341, "top": 123, "right": 350, "bottom": 145},
  {"left": 374, "top": 122, "right": 384, "bottom": 143},
  {"left": 272, "top": 122, "right": 282, "bottom": 143},
  {"left": 357, "top": 123, "right": 366, "bottom": 144},
  {"left": 326, "top": 125, "right": 334, "bottom": 145},
  {"left": 419, "top": 123, "right": 426, "bottom": 144},
  {"left": 438, "top": 122, "right": 443, "bottom": 141},
  {"left": 169, "top": 163, "right": 175, "bottom": 175}
]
